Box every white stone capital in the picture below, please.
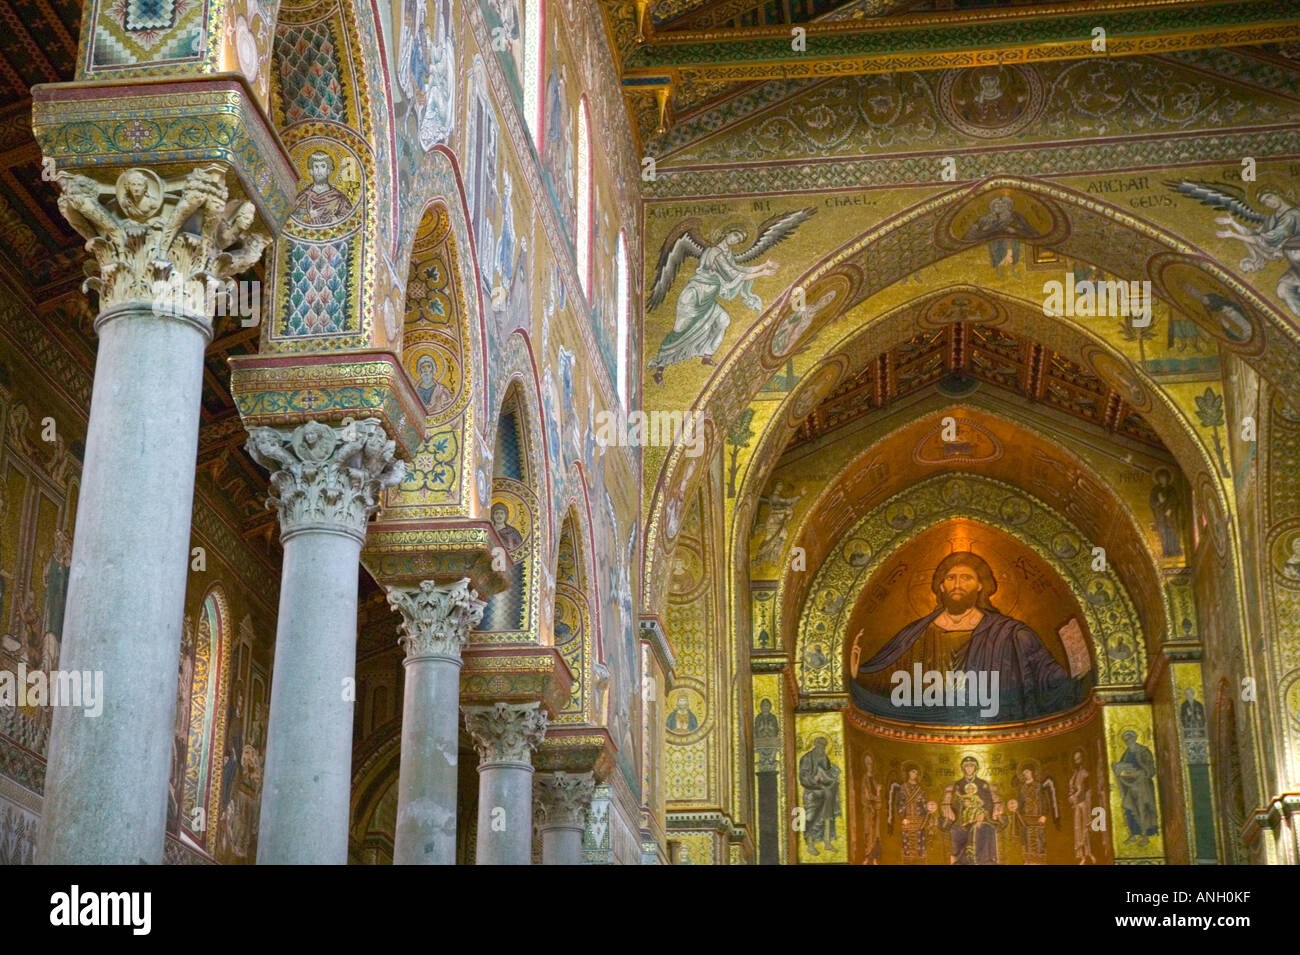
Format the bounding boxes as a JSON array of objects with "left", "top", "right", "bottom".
[
  {"left": 533, "top": 772, "right": 596, "bottom": 830},
  {"left": 53, "top": 165, "right": 269, "bottom": 319},
  {"left": 462, "top": 702, "right": 547, "bottom": 765},
  {"left": 245, "top": 418, "right": 406, "bottom": 541},
  {"left": 387, "top": 578, "right": 485, "bottom": 662}
]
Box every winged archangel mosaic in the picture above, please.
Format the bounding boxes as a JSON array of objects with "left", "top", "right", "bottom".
[{"left": 646, "top": 208, "right": 815, "bottom": 384}]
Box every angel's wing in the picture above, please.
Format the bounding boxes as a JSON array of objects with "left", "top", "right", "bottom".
[
  {"left": 647, "top": 220, "right": 707, "bottom": 310},
  {"left": 887, "top": 781, "right": 902, "bottom": 827},
  {"left": 735, "top": 207, "right": 817, "bottom": 264},
  {"left": 1165, "top": 180, "right": 1265, "bottom": 223}
]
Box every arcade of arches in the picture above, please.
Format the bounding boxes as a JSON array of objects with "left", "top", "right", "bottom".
[{"left": 0, "top": 0, "right": 1298, "bottom": 865}]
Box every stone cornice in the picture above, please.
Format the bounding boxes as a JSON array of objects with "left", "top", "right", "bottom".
[{"left": 639, "top": 614, "right": 676, "bottom": 683}]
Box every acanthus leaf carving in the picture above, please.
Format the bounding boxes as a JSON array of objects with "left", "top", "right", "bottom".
[
  {"left": 245, "top": 418, "right": 406, "bottom": 541},
  {"left": 387, "top": 578, "right": 486, "bottom": 661},
  {"left": 53, "top": 165, "right": 270, "bottom": 318},
  {"left": 462, "top": 701, "right": 547, "bottom": 764},
  {"left": 533, "top": 771, "right": 596, "bottom": 829}
]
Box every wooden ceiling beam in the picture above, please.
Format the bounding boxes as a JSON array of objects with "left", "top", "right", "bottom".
[{"left": 622, "top": 0, "right": 1300, "bottom": 83}]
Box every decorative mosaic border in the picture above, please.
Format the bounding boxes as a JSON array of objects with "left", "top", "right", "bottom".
[
  {"left": 644, "top": 129, "right": 1300, "bottom": 199},
  {"left": 624, "top": 0, "right": 1300, "bottom": 76},
  {"left": 31, "top": 79, "right": 295, "bottom": 228},
  {"left": 228, "top": 352, "right": 425, "bottom": 454}
]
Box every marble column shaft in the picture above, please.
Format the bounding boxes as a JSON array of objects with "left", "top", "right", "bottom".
[
  {"left": 388, "top": 578, "right": 485, "bottom": 865},
  {"left": 248, "top": 418, "right": 403, "bottom": 864},
  {"left": 535, "top": 771, "right": 596, "bottom": 866},
  {"left": 38, "top": 166, "right": 269, "bottom": 864},
  {"left": 464, "top": 702, "right": 547, "bottom": 865}
]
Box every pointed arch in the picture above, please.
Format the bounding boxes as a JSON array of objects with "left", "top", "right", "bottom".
[
  {"left": 174, "top": 585, "right": 231, "bottom": 851},
  {"left": 480, "top": 347, "right": 551, "bottom": 639},
  {"left": 391, "top": 197, "right": 476, "bottom": 512},
  {"left": 729, "top": 287, "right": 1188, "bottom": 667},
  {"left": 644, "top": 176, "right": 1298, "bottom": 618},
  {"left": 554, "top": 506, "right": 598, "bottom": 722}
]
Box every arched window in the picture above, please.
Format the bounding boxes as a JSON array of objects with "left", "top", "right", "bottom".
[
  {"left": 616, "top": 230, "right": 630, "bottom": 410},
  {"left": 576, "top": 98, "right": 592, "bottom": 298},
  {"left": 523, "top": 0, "right": 543, "bottom": 141},
  {"left": 174, "top": 587, "right": 229, "bottom": 847}
]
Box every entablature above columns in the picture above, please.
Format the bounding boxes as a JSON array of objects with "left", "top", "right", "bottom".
[
  {"left": 32, "top": 76, "right": 295, "bottom": 235},
  {"left": 639, "top": 613, "right": 677, "bottom": 687},
  {"left": 229, "top": 351, "right": 427, "bottom": 458},
  {"left": 363, "top": 517, "right": 513, "bottom": 597},
  {"left": 535, "top": 726, "right": 617, "bottom": 782},
  {"left": 460, "top": 645, "right": 574, "bottom": 719}
]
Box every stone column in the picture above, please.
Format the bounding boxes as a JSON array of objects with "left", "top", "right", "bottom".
[
  {"left": 534, "top": 772, "right": 596, "bottom": 865},
  {"left": 463, "top": 702, "right": 547, "bottom": 865},
  {"left": 387, "top": 578, "right": 485, "bottom": 865},
  {"left": 38, "top": 166, "right": 269, "bottom": 864},
  {"left": 247, "top": 418, "right": 404, "bottom": 864}
]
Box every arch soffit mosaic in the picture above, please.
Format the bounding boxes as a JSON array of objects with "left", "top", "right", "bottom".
[
  {"left": 555, "top": 504, "right": 600, "bottom": 722},
  {"left": 728, "top": 283, "right": 1208, "bottom": 552},
  {"left": 269, "top": 0, "right": 395, "bottom": 352},
  {"left": 702, "top": 286, "right": 1225, "bottom": 654},
  {"left": 764, "top": 401, "right": 1171, "bottom": 666},
  {"left": 643, "top": 176, "right": 1300, "bottom": 613},
  {"left": 381, "top": 198, "right": 481, "bottom": 517},
  {"left": 793, "top": 471, "right": 1147, "bottom": 699},
  {"left": 402, "top": 150, "right": 492, "bottom": 422},
  {"left": 483, "top": 347, "right": 552, "bottom": 640}
]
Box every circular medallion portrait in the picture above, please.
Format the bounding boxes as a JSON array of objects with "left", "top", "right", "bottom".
[
  {"left": 1270, "top": 526, "right": 1300, "bottom": 590},
  {"left": 939, "top": 64, "right": 1045, "bottom": 139},
  {"left": 116, "top": 168, "right": 165, "bottom": 223}
]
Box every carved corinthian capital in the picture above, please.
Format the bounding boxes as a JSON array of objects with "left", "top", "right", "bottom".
[
  {"left": 245, "top": 418, "right": 406, "bottom": 541},
  {"left": 387, "top": 578, "right": 486, "bottom": 662},
  {"left": 53, "top": 165, "right": 270, "bottom": 321},
  {"left": 533, "top": 772, "right": 596, "bottom": 830},
  {"left": 463, "top": 702, "right": 548, "bottom": 765}
]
